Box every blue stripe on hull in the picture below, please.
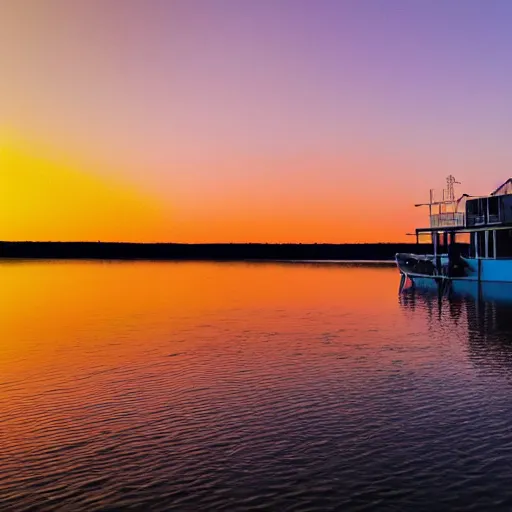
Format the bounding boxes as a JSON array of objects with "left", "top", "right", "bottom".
[
  {"left": 453, "top": 258, "right": 512, "bottom": 282},
  {"left": 478, "top": 259, "right": 512, "bottom": 282},
  {"left": 406, "top": 277, "right": 512, "bottom": 303}
]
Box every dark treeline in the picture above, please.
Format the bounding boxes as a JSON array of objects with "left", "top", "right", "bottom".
[{"left": 0, "top": 242, "right": 431, "bottom": 261}]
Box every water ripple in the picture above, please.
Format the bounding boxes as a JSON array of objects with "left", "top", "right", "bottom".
[{"left": 2, "top": 262, "right": 512, "bottom": 510}]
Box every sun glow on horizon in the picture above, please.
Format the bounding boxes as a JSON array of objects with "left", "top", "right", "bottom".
[{"left": 0, "top": 136, "right": 171, "bottom": 242}]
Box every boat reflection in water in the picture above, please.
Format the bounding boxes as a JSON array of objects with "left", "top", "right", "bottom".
[{"left": 400, "top": 280, "right": 512, "bottom": 372}]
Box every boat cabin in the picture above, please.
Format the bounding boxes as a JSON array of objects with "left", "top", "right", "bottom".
[
  {"left": 465, "top": 194, "right": 512, "bottom": 228},
  {"left": 415, "top": 176, "right": 512, "bottom": 260}
]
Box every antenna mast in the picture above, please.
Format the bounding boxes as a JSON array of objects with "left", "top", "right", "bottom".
[{"left": 446, "top": 175, "right": 460, "bottom": 203}]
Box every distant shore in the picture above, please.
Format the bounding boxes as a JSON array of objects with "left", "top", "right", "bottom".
[{"left": 0, "top": 242, "right": 430, "bottom": 262}]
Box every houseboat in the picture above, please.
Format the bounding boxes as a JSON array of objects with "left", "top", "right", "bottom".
[{"left": 396, "top": 175, "right": 512, "bottom": 290}]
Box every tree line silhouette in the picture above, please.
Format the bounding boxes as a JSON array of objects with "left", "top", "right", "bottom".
[{"left": 0, "top": 242, "right": 431, "bottom": 261}]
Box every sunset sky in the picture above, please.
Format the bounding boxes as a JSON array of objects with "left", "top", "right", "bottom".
[{"left": 2, "top": 0, "right": 512, "bottom": 243}]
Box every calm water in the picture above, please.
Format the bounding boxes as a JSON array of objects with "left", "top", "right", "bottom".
[{"left": 3, "top": 261, "right": 512, "bottom": 511}]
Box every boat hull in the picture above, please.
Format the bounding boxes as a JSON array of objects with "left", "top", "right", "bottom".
[{"left": 396, "top": 254, "right": 512, "bottom": 284}]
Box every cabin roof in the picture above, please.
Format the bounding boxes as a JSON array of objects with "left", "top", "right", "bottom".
[
  {"left": 490, "top": 178, "right": 512, "bottom": 196},
  {"left": 462, "top": 178, "right": 512, "bottom": 202}
]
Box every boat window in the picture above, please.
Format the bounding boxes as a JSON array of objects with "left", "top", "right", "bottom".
[
  {"left": 469, "top": 232, "right": 476, "bottom": 257},
  {"left": 487, "top": 230, "right": 495, "bottom": 258},
  {"left": 470, "top": 199, "right": 488, "bottom": 225},
  {"left": 477, "top": 231, "right": 485, "bottom": 258},
  {"left": 495, "top": 229, "right": 512, "bottom": 257},
  {"left": 488, "top": 197, "right": 500, "bottom": 223},
  {"left": 466, "top": 199, "right": 484, "bottom": 226}
]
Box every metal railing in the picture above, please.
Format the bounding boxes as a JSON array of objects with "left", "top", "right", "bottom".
[{"left": 429, "top": 212, "right": 465, "bottom": 228}]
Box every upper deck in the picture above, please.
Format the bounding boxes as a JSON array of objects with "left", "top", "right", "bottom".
[
  {"left": 415, "top": 176, "right": 512, "bottom": 234},
  {"left": 465, "top": 183, "right": 512, "bottom": 227}
]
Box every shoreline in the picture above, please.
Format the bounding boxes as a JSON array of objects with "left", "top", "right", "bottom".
[{"left": 0, "top": 242, "right": 428, "bottom": 262}]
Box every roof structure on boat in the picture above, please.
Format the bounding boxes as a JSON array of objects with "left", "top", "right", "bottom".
[
  {"left": 451, "top": 178, "right": 512, "bottom": 203},
  {"left": 441, "top": 178, "right": 512, "bottom": 203},
  {"left": 490, "top": 178, "right": 512, "bottom": 196}
]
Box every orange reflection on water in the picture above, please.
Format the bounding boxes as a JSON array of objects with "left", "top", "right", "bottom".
[
  {"left": 1, "top": 261, "right": 399, "bottom": 356},
  {"left": 0, "top": 261, "right": 416, "bottom": 456},
  {"left": 0, "top": 260, "right": 400, "bottom": 390},
  {"left": 0, "top": 261, "right": 502, "bottom": 512}
]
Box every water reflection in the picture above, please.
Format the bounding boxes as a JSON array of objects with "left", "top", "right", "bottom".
[
  {"left": 400, "top": 281, "right": 512, "bottom": 373},
  {"left": 4, "top": 261, "right": 512, "bottom": 511}
]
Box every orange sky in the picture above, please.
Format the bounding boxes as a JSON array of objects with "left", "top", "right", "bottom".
[
  {"left": 2, "top": 1, "right": 510, "bottom": 243},
  {"left": 0, "top": 134, "right": 426, "bottom": 243}
]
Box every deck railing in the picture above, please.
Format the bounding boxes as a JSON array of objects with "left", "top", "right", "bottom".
[{"left": 429, "top": 212, "right": 465, "bottom": 228}]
